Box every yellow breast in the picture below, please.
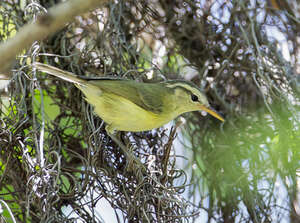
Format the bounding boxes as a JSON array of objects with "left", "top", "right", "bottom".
[{"left": 82, "top": 90, "right": 173, "bottom": 133}]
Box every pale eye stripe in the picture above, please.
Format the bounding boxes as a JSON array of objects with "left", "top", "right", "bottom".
[{"left": 165, "top": 82, "right": 201, "bottom": 95}]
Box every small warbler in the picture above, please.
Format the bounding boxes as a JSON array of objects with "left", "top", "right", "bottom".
[{"left": 34, "top": 62, "right": 224, "bottom": 134}]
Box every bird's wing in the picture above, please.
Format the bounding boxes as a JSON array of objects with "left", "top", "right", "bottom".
[
  {"left": 34, "top": 63, "right": 165, "bottom": 113},
  {"left": 90, "top": 80, "right": 164, "bottom": 114},
  {"left": 137, "top": 84, "right": 164, "bottom": 113}
]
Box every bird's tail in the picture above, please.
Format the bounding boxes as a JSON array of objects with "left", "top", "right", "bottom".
[{"left": 33, "top": 62, "right": 86, "bottom": 85}]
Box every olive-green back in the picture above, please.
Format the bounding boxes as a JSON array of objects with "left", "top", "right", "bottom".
[{"left": 87, "top": 79, "right": 172, "bottom": 114}]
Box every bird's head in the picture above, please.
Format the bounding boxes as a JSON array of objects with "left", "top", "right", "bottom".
[{"left": 164, "top": 80, "right": 224, "bottom": 122}]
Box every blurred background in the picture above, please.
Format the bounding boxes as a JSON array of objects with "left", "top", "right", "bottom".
[{"left": 0, "top": 0, "right": 299, "bottom": 222}]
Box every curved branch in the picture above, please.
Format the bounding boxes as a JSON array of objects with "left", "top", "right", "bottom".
[{"left": 0, "top": 0, "right": 109, "bottom": 76}]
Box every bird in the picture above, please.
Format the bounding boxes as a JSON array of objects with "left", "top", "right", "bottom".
[{"left": 34, "top": 62, "right": 224, "bottom": 134}]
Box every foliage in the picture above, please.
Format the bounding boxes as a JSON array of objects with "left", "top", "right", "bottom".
[{"left": 0, "top": 0, "right": 299, "bottom": 222}]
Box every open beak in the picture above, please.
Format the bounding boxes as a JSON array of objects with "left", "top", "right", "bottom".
[{"left": 199, "top": 105, "right": 225, "bottom": 122}]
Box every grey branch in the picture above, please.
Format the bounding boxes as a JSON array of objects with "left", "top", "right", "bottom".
[{"left": 0, "top": 0, "right": 108, "bottom": 77}]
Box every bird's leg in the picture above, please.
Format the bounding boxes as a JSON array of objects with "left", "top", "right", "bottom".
[{"left": 105, "top": 125, "right": 146, "bottom": 175}]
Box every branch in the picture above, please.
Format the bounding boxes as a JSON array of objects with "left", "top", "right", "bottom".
[{"left": 0, "top": 0, "right": 109, "bottom": 76}]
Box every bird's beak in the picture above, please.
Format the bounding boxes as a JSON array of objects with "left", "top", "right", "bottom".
[{"left": 199, "top": 105, "right": 225, "bottom": 122}]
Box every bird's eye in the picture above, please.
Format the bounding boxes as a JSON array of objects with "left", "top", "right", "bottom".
[{"left": 191, "top": 94, "right": 198, "bottom": 102}]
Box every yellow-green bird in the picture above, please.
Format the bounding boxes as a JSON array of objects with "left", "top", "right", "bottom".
[{"left": 34, "top": 62, "right": 224, "bottom": 134}]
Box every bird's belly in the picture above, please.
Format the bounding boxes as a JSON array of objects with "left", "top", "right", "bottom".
[{"left": 84, "top": 92, "right": 171, "bottom": 132}]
